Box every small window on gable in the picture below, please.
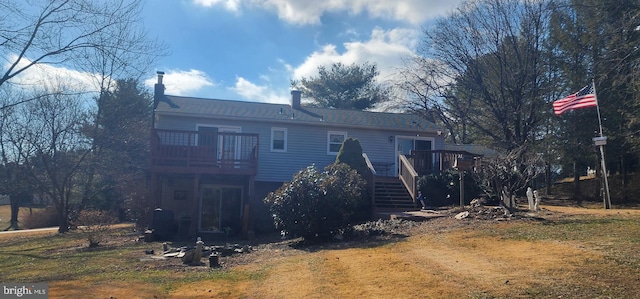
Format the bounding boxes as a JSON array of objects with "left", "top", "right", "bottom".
[
  {"left": 271, "top": 127, "right": 287, "bottom": 152},
  {"left": 327, "top": 131, "right": 347, "bottom": 155}
]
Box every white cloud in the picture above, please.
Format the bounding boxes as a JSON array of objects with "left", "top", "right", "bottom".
[
  {"left": 192, "top": 0, "right": 462, "bottom": 25},
  {"left": 5, "top": 56, "right": 216, "bottom": 99},
  {"left": 193, "top": 0, "right": 241, "bottom": 11},
  {"left": 145, "top": 69, "right": 215, "bottom": 96},
  {"left": 230, "top": 27, "right": 421, "bottom": 105},
  {"left": 292, "top": 27, "right": 419, "bottom": 82},
  {"left": 231, "top": 76, "right": 288, "bottom": 104},
  {"left": 3, "top": 54, "right": 103, "bottom": 94}
]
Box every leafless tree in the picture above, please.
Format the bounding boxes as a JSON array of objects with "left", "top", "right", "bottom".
[
  {"left": 0, "top": 0, "right": 162, "bottom": 109},
  {"left": 396, "top": 0, "right": 554, "bottom": 150},
  {"left": 9, "top": 85, "right": 92, "bottom": 233},
  {"left": 0, "top": 88, "right": 32, "bottom": 230},
  {"left": 73, "top": 1, "right": 166, "bottom": 209},
  {"left": 473, "top": 145, "right": 544, "bottom": 212},
  {"left": 394, "top": 57, "right": 473, "bottom": 144},
  {"left": 0, "top": 0, "right": 165, "bottom": 229}
]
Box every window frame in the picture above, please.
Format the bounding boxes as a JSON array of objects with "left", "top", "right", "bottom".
[
  {"left": 327, "top": 131, "right": 347, "bottom": 155},
  {"left": 270, "top": 127, "right": 288, "bottom": 152}
]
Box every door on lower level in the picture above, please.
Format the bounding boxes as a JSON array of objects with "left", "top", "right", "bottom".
[{"left": 199, "top": 186, "right": 243, "bottom": 234}]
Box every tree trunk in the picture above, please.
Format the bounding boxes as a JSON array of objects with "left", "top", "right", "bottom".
[
  {"left": 57, "top": 204, "right": 69, "bottom": 233},
  {"left": 622, "top": 154, "right": 628, "bottom": 202},
  {"left": 58, "top": 213, "right": 69, "bottom": 233},
  {"left": 7, "top": 198, "right": 19, "bottom": 230},
  {"left": 573, "top": 161, "right": 581, "bottom": 204},
  {"left": 545, "top": 161, "right": 552, "bottom": 195}
]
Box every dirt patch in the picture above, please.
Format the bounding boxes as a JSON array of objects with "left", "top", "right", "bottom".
[
  {"left": 543, "top": 203, "right": 640, "bottom": 216},
  {"left": 163, "top": 204, "right": 640, "bottom": 298},
  {"left": 23, "top": 203, "right": 640, "bottom": 298},
  {"left": 128, "top": 203, "right": 632, "bottom": 272}
]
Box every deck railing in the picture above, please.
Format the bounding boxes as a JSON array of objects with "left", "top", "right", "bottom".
[
  {"left": 409, "top": 150, "right": 480, "bottom": 175},
  {"left": 362, "top": 153, "right": 377, "bottom": 208},
  {"left": 399, "top": 154, "right": 418, "bottom": 202},
  {"left": 151, "top": 129, "right": 259, "bottom": 174}
]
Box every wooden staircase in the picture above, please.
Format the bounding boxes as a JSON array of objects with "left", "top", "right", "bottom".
[{"left": 373, "top": 176, "right": 418, "bottom": 211}]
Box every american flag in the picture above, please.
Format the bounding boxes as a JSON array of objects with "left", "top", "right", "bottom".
[{"left": 553, "top": 84, "right": 597, "bottom": 115}]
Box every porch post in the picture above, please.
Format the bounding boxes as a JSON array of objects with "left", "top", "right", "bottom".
[
  {"left": 243, "top": 175, "right": 255, "bottom": 238},
  {"left": 191, "top": 174, "right": 201, "bottom": 238},
  {"left": 151, "top": 173, "right": 160, "bottom": 208},
  {"left": 148, "top": 172, "right": 160, "bottom": 228}
]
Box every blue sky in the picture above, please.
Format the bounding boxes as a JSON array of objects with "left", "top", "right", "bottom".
[
  {"left": 139, "top": 0, "right": 463, "bottom": 104},
  {"left": 3, "top": 0, "right": 462, "bottom": 105}
]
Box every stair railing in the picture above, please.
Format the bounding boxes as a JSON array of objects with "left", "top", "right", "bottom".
[
  {"left": 362, "top": 153, "right": 377, "bottom": 209},
  {"left": 399, "top": 154, "right": 419, "bottom": 203},
  {"left": 362, "top": 153, "right": 377, "bottom": 176}
]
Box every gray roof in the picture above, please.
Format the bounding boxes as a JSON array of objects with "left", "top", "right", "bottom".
[{"left": 156, "top": 95, "right": 441, "bottom": 133}]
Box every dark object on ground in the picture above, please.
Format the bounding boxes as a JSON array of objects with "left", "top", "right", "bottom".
[
  {"left": 152, "top": 209, "right": 178, "bottom": 240},
  {"left": 209, "top": 253, "right": 220, "bottom": 267}
]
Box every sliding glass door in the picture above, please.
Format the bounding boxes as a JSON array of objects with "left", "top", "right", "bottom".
[{"left": 199, "top": 186, "right": 243, "bottom": 234}]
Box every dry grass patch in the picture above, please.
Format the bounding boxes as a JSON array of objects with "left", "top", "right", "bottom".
[
  {"left": 0, "top": 204, "right": 10, "bottom": 228},
  {"left": 1, "top": 204, "right": 640, "bottom": 298}
]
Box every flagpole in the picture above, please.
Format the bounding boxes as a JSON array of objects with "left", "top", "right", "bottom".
[{"left": 592, "top": 80, "right": 612, "bottom": 209}]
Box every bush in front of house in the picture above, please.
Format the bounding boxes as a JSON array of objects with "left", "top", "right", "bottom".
[
  {"left": 335, "top": 137, "right": 369, "bottom": 177},
  {"left": 334, "top": 137, "right": 371, "bottom": 222},
  {"left": 264, "top": 163, "right": 366, "bottom": 241},
  {"left": 74, "top": 209, "right": 117, "bottom": 247}
]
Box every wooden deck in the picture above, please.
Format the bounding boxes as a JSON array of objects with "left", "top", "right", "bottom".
[{"left": 150, "top": 129, "right": 259, "bottom": 175}]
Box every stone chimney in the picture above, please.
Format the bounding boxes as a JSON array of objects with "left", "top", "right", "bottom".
[
  {"left": 291, "top": 90, "right": 301, "bottom": 109},
  {"left": 153, "top": 71, "right": 165, "bottom": 108}
]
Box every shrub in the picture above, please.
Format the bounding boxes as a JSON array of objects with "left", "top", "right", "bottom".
[
  {"left": 264, "top": 163, "right": 366, "bottom": 240},
  {"left": 122, "top": 191, "right": 153, "bottom": 229},
  {"left": 20, "top": 207, "right": 59, "bottom": 229},
  {"left": 335, "top": 137, "right": 369, "bottom": 176},
  {"left": 334, "top": 138, "right": 371, "bottom": 221},
  {"left": 74, "top": 209, "right": 117, "bottom": 247},
  {"left": 418, "top": 170, "right": 482, "bottom": 206},
  {"left": 324, "top": 163, "right": 369, "bottom": 224}
]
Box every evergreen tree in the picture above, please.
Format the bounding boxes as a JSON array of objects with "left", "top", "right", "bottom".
[
  {"left": 292, "top": 62, "right": 390, "bottom": 110},
  {"left": 82, "top": 79, "right": 152, "bottom": 214},
  {"left": 548, "top": 0, "right": 640, "bottom": 201},
  {"left": 335, "top": 138, "right": 369, "bottom": 176}
]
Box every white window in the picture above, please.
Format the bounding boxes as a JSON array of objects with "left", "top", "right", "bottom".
[
  {"left": 271, "top": 127, "right": 287, "bottom": 152},
  {"left": 327, "top": 131, "right": 347, "bottom": 155}
]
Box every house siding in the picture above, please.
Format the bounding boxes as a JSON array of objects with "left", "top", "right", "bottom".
[
  {"left": 155, "top": 113, "right": 444, "bottom": 183},
  {"left": 149, "top": 79, "right": 450, "bottom": 237}
]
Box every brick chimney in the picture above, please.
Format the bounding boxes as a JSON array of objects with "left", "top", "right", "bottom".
[
  {"left": 153, "top": 71, "right": 165, "bottom": 108},
  {"left": 291, "top": 90, "right": 301, "bottom": 109}
]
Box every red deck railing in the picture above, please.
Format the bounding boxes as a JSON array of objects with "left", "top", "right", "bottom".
[{"left": 150, "top": 129, "right": 259, "bottom": 174}]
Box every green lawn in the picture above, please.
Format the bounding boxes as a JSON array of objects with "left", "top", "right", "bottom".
[{"left": 0, "top": 204, "right": 10, "bottom": 229}]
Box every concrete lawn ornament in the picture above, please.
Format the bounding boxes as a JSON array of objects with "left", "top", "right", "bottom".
[{"left": 526, "top": 187, "right": 534, "bottom": 211}]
